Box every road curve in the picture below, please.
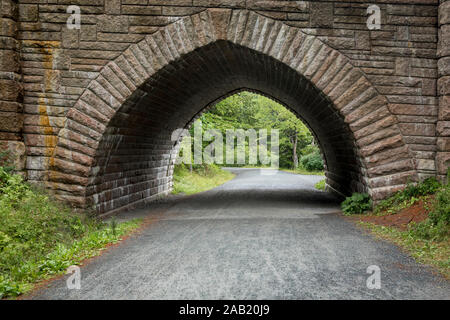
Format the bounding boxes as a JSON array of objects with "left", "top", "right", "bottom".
[{"left": 30, "top": 168, "right": 449, "bottom": 300}]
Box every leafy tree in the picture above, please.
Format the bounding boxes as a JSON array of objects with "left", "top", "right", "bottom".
[
  {"left": 251, "top": 95, "right": 312, "bottom": 168},
  {"left": 181, "top": 91, "right": 323, "bottom": 170}
]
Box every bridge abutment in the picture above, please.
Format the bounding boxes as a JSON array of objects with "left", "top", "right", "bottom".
[
  {"left": 437, "top": 0, "right": 450, "bottom": 182},
  {"left": 0, "top": 0, "right": 25, "bottom": 174}
]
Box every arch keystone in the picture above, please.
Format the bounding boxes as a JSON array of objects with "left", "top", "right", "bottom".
[{"left": 207, "top": 8, "right": 232, "bottom": 41}]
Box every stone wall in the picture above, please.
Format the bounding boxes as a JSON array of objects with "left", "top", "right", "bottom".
[
  {"left": 0, "top": 0, "right": 25, "bottom": 172},
  {"left": 0, "top": 0, "right": 446, "bottom": 214},
  {"left": 438, "top": 0, "right": 450, "bottom": 181}
]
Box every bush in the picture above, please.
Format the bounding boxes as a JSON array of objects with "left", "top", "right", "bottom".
[
  {"left": 341, "top": 193, "right": 372, "bottom": 215},
  {"left": 409, "top": 183, "right": 449, "bottom": 241},
  {"left": 300, "top": 152, "right": 323, "bottom": 171},
  {"left": 315, "top": 179, "right": 325, "bottom": 191},
  {"left": 428, "top": 185, "right": 450, "bottom": 226}
]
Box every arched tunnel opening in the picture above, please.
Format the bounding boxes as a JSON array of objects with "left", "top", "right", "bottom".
[{"left": 85, "top": 41, "right": 366, "bottom": 214}]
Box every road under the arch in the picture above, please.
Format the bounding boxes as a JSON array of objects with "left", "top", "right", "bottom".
[{"left": 30, "top": 169, "right": 449, "bottom": 299}]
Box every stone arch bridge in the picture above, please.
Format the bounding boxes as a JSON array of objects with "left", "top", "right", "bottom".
[{"left": 0, "top": 0, "right": 449, "bottom": 215}]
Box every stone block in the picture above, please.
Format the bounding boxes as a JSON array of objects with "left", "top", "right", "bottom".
[
  {"left": 310, "top": 2, "right": 333, "bottom": 28},
  {"left": 98, "top": 15, "right": 129, "bottom": 33},
  {"left": 438, "top": 76, "right": 450, "bottom": 96},
  {"left": 436, "top": 152, "right": 450, "bottom": 174},
  {"left": 105, "top": 0, "right": 121, "bottom": 15},
  {"left": 0, "top": 49, "right": 20, "bottom": 73},
  {"left": 18, "top": 4, "right": 38, "bottom": 22},
  {"left": 437, "top": 137, "right": 450, "bottom": 152},
  {"left": 61, "top": 28, "right": 79, "bottom": 49},
  {"left": 80, "top": 24, "right": 97, "bottom": 41},
  {"left": 0, "top": 111, "right": 22, "bottom": 132},
  {"left": 0, "top": 79, "right": 22, "bottom": 102},
  {"left": 437, "top": 121, "right": 450, "bottom": 136}
]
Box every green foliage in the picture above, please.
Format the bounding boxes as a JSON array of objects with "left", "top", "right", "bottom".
[
  {"left": 172, "top": 163, "right": 234, "bottom": 195},
  {"left": 0, "top": 274, "right": 21, "bottom": 298},
  {"left": 315, "top": 179, "right": 326, "bottom": 191},
  {"left": 190, "top": 91, "right": 316, "bottom": 169},
  {"left": 300, "top": 152, "right": 324, "bottom": 171},
  {"left": 300, "top": 145, "right": 319, "bottom": 156},
  {"left": 0, "top": 150, "right": 14, "bottom": 173},
  {"left": 0, "top": 168, "right": 31, "bottom": 205},
  {"left": 429, "top": 185, "right": 450, "bottom": 226},
  {"left": 0, "top": 167, "right": 142, "bottom": 298},
  {"left": 409, "top": 183, "right": 449, "bottom": 241},
  {"left": 374, "top": 178, "right": 442, "bottom": 215},
  {"left": 341, "top": 193, "right": 372, "bottom": 215}
]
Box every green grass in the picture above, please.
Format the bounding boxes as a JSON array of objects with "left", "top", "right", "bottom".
[
  {"left": 0, "top": 167, "right": 143, "bottom": 299},
  {"left": 282, "top": 167, "right": 325, "bottom": 176},
  {"left": 172, "top": 164, "right": 235, "bottom": 195},
  {"left": 315, "top": 179, "right": 326, "bottom": 191}
]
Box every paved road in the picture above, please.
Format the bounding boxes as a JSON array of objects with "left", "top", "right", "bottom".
[{"left": 31, "top": 169, "right": 449, "bottom": 299}]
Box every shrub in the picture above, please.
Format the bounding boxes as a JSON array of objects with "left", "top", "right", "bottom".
[
  {"left": 341, "top": 193, "right": 372, "bottom": 215},
  {"left": 0, "top": 168, "right": 32, "bottom": 205},
  {"left": 429, "top": 184, "right": 450, "bottom": 226},
  {"left": 315, "top": 179, "right": 325, "bottom": 191},
  {"left": 300, "top": 152, "right": 323, "bottom": 171},
  {"left": 409, "top": 183, "right": 449, "bottom": 241}
]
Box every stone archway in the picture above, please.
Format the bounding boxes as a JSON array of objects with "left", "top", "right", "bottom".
[{"left": 46, "top": 9, "right": 417, "bottom": 214}]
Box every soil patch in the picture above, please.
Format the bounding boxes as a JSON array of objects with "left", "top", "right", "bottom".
[{"left": 350, "top": 199, "right": 430, "bottom": 230}]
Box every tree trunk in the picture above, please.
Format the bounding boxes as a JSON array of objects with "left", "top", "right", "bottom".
[{"left": 292, "top": 134, "right": 298, "bottom": 168}]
